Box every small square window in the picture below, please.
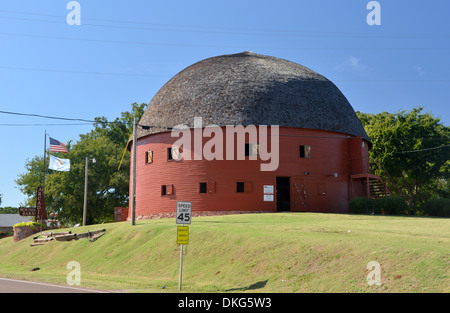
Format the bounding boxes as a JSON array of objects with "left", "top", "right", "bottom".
[
  {"left": 161, "top": 184, "right": 174, "bottom": 196},
  {"left": 244, "top": 144, "right": 251, "bottom": 157},
  {"left": 166, "top": 184, "right": 173, "bottom": 195},
  {"left": 300, "top": 145, "right": 312, "bottom": 158},
  {"left": 199, "top": 182, "right": 207, "bottom": 194},
  {"left": 168, "top": 146, "right": 180, "bottom": 161},
  {"left": 207, "top": 181, "right": 216, "bottom": 193},
  {"left": 145, "top": 150, "right": 153, "bottom": 164},
  {"left": 236, "top": 182, "right": 245, "bottom": 193},
  {"left": 245, "top": 143, "right": 259, "bottom": 157}
]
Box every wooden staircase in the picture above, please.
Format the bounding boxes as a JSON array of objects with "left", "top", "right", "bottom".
[
  {"left": 368, "top": 176, "right": 392, "bottom": 199},
  {"left": 350, "top": 158, "right": 398, "bottom": 200},
  {"left": 350, "top": 173, "right": 393, "bottom": 200}
]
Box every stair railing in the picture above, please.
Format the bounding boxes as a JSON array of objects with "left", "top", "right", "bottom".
[{"left": 370, "top": 158, "right": 403, "bottom": 198}]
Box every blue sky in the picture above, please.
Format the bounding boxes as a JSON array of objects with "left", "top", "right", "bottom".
[{"left": 1, "top": 0, "right": 449, "bottom": 207}]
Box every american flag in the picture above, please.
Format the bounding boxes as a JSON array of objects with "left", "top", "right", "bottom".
[{"left": 49, "top": 137, "right": 68, "bottom": 153}]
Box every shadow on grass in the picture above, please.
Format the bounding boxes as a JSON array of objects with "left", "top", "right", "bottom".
[{"left": 225, "top": 279, "right": 268, "bottom": 292}]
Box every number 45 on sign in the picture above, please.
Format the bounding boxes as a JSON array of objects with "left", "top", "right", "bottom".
[{"left": 176, "top": 201, "right": 192, "bottom": 224}]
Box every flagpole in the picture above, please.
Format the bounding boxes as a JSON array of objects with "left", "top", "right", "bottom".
[
  {"left": 43, "top": 130, "right": 47, "bottom": 193},
  {"left": 40, "top": 130, "right": 47, "bottom": 231}
]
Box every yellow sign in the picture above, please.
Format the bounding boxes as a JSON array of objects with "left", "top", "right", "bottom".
[{"left": 177, "top": 226, "right": 189, "bottom": 245}]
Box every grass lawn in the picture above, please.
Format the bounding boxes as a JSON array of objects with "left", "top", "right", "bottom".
[{"left": 0, "top": 213, "right": 448, "bottom": 293}]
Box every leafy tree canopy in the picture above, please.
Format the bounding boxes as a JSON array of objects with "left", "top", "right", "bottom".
[
  {"left": 357, "top": 107, "right": 450, "bottom": 210},
  {"left": 16, "top": 103, "right": 146, "bottom": 225}
]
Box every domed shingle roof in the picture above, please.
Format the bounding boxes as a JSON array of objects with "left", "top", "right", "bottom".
[{"left": 138, "top": 51, "right": 369, "bottom": 142}]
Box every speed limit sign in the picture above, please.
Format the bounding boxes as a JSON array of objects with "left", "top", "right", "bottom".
[{"left": 176, "top": 201, "right": 192, "bottom": 224}]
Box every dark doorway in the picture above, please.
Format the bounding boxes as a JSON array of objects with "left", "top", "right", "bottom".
[{"left": 276, "top": 177, "right": 290, "bottom": 212}]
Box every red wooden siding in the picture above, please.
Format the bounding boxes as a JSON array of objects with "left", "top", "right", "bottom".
[{"left": 130, "top": 127, "right": 370, "bottom": 218}]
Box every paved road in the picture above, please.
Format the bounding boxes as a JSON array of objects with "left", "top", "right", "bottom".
[{"left": 0, "top": 277, "right": 108, "bottom": 293}]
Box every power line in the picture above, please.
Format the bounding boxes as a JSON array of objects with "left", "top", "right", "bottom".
[
  {"left": 0, "top": 123, "right": 92, "bottom": 126},
  {"left": 1, "top": 9, "right": 450, "bottom": 39},
  {"left": 0, "top": 110, "right": 100, "bottom": 123},
  {"left": 0, "top": 66, "right": 169, "bottom": 78},
  {"left": 0, "top": 109, "right": 162, "bottom": 128},
  {"left": 3, "top": 9, "right": 339, "bottom": 34},
  {"left": 1, "top": 13, "right": 450, "bottom": 39},
  {"left": 370, "top": 136, "right": 450, "bottom": 140},
  {"left": 1, "top": 31, "right": 448, "bottom": 52},
  {"left": 1, "top": 65, "right": 449, "bottom": 83},
  {"left": 394, "top": 144, "right": 450, "bottom": 154},
  {"left": 0, "top": 31, "right": 247, "bottom": 50},
  {"left": 0, "top": 109, "right": 448, "bottom": 142},
  {"left": 0, "top": 15, "right": 345, "bottom": 38}
]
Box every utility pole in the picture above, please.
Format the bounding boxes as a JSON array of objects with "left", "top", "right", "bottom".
[
  {"left": 131, "top": 117, "right": 137, "bottom": 226},
  {"left": 83, "top": 157, "right": 96, "bottom": 226},
  {"left": 83, "top": 157, "right": 89, "bottom": 226}
]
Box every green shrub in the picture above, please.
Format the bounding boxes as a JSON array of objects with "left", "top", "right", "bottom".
[
  {"left": 13, "top": 221, "right": 42, "bottom": 230},
  {"left": 348, "top": 198, "right": 373, "bottom": 214},
  {"left": 349, "top": 197, "right": 409, "bottom": 215},
  {"left": 376, "top": 197, "right": 409, "bottom": 215},
  {"left": 372, "top": 199, "right": 383, "bottom": 215},
  {"left": 424, "top": 199, "right": 450, "bottom": 217}
]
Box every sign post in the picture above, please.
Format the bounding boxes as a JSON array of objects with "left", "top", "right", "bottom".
[
  {"left": 176, "top": 201, "right": 191, "bottom": 291},
  {"left": 36, "top": 186, "right": 47, "bottom": 220},
  {"left": 177, "top": 226, "right": 189, "bottom": 245},
  {"left": 19, "top": 207, "right": 37, "bottom": 217},
  {"left": 36, "top": 186, "right": 47, "bottom": 232},
  {"left": 176, "top": 201, "right": 192, "bottom": 225}
]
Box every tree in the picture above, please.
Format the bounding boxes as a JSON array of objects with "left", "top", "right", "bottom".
[
  {"left": 357, "top": 107, "right": 450, "bottom": 211},
  {"left": 0, "top": 207, "right": 19, "bottom": 214},
  {"left": 16, "top": 103, "right": 146, "bottom": 225}
]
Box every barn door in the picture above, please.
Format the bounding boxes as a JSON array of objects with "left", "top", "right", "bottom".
[
  {"left": 276, "top": 177, "right": 290, "bottom": 211},
  {"left": 291, "top": 176, "right": 307, "bottom": 211}
]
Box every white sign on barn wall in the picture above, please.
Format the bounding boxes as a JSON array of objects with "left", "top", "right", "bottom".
[
  {"left": 264, "top": 185, "right": 274, "bottom": 201},
  {"left": 264, "top": 185, "right": 274, "bottom": 194}
]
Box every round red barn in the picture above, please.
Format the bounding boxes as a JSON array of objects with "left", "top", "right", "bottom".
[{"left": 129, "top": 51, "right": 380, "bottom": 219}]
